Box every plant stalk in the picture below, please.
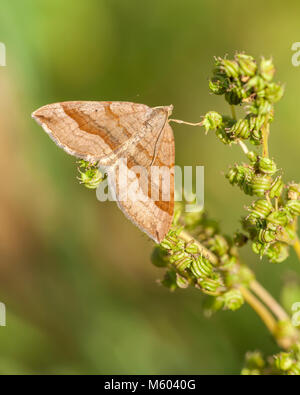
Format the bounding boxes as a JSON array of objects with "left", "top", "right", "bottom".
[
  {"left": 179, "top": 229, "right": 295, "bottom": 349},
  {"left": 230, "top": 105, "right": 237, "bottom": 120},
  {"left": 293, "top": 238, "right": 300, "bottom": 262},
  {"left": 250, "top": 280, "right": 289, "bottom": 321},
  {"left": 262, "top": 119, "right": 270, "bottom": 158},
  {"left": 239, "top": 286, "right": 277, "bottom": 336}
]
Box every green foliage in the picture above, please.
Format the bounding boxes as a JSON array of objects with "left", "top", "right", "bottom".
[
  {"left": 242, "top": 343, "right": 300, "bottom": 375},
  {"left": 205, "top": 54, "right": 300, "bottom": 263},
  {"left": 151, "top": 203, "right": 257, "bottom": 313},
  {"left": 151, "top": 53, "right": 300, "bottom": 375},
  {"left": 77, "top": 160, "right": 104, "bottom": 189}
]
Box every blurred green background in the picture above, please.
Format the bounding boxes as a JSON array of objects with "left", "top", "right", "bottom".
[{"left": 1, "top": 0, "right": 300, "bottom": 374}]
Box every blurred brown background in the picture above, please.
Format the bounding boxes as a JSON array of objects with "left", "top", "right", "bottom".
[{"left": 0, "top": 0, "right": 300, "bottom": 374}]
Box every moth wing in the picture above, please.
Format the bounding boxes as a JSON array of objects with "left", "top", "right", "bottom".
[
  {"left": 32, "top": 101, "right": 152, "bottom": 163},
  {"left": 32, "top": 100, "right": 175, "bottom": 242},
  {"left": 107, "top": 120, "right": 175, "bottom": 243}
]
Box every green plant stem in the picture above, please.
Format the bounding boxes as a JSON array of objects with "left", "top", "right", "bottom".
[
  {"left": 169, "top": 118, "right": 203, "bottom": 127},
  {"left": 179, "top": 229, "right": 296, "bottom": 349},
  {"left": 238, "top": 140, "right": 249, "bottom": 155},
  {"left": 239, "top": 286, "right": 277, "bottom": 336},
  {"left": 262, "top": 119, "right": 270, "bottom": 158},
  {"left": 275, "top": 197, "right": 279, "bottom": 211},
  {"left": 250, "top": 280, "right": 289, "bottom": 321},
  {"left": 293, "top": 237, "right": 300, "bottom": 262},
  {"left": 230, "top": 105, "right": 237, "bottom": 120}
]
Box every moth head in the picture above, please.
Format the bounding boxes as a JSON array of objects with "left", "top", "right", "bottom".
[{"left": 152, "top": 104, "right": 173, "bottom": 118}]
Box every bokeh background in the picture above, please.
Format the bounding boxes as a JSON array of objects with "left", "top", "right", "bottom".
[{"left": 1, "top": 0, "right": 300, "bottom": 374}]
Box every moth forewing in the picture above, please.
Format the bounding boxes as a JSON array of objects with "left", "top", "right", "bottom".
[{"left": 32, "top": 101, "right": 175, "bottom": 242}]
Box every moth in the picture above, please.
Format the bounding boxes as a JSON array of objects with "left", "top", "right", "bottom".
[{"left": 32, "top": 101, "right": 175, "bottom": 243}]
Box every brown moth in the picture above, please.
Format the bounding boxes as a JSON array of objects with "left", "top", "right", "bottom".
[{"left": 32, "top": 101, "right": 175, "bottom": 243}]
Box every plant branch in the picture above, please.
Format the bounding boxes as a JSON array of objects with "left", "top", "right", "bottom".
[
  {"left": 237, "top": 139, "right": 249, "bottom": 155},
  {"left": 250, "top": 280, "right": 289, "bottom": 321},
  {"left": 239, "top": 286, "right": 277, "bottom": 336},
  {"left": 230, "top": 105, "right": 237, "bottom": 120},
  {"left": 262, "top": 119, "right": 270, "bottom": 158},
  {"left": 169, "top": 118, "right": 203, "bottom": 127},
  {"left": 179, "top": 229, "right": 296, "bottom": 348}
]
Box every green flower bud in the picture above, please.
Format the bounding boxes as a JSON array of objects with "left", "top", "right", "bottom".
[
  {"left": 249, "top": 199, "right": 273, "bottom": 220},
  {"left": 235, "top": 53, "right": 257, "bottom": 77},
  {"left": 246, "top": 213, "right": 262, "bottom": 226},
  {"left": 258, "top": 228, "right": 276, "bottom": 244},
  {"left": 285, "top": 200, "right": 300, "bottom": 216},
  {"left": 222, "top": 59, "right": 240, "bottom": 79},
  {"left": 209, "top": 76, "right": 228, "bottom": 95},
  {"left": 274, "top": 352, "right": 294, "bottom": 371},
  {"left": 151, "top": 247, "right": 169, "bottom": 267},
  {"left": 207, "top": 234, "right": 229, "bottom": 256},
  {"left": 254, "top": 114, "right": 265, "bottom": 130},
  {"left": 215, "top": 126, "right": 234, "bottom": 145},
  {"left": 245, "top": 75, "right": 266, "bottom": 93},
  {"left": 288, "top": 183, "right": 300, "bottom": 200},
  {"left": 202, "top": 111, "right": 223, "bottom": 132},
  {"left": 266, "top": 210, "right": 289, "bottom": 230},
  {"left": 257, "top": 157, "right": 277, "bottom": 175},
  {"left": 252, "top": 241, "right": 266, "bottom": 257},
  {"left": 266, "top": 242, "right": 289, "bottom": 263},
  {"left": 176, "top": 273, "right": 190, "bottom": 289},
  {"left": 225, "top": 87, "right": 243, "bottom": 105},
  {"left": 226, "top": 164, "right": 254, "bottom": 195},
  {"left": 251, "top": 174, "right": 272, "bottom": 197},
  {"left": 78, "top": 162, "right": 104, "bottom": 189},
  {"left": 256, "top": 98, "right": 273, "bottom": 116},
  {"left": 260, "top": 57, "right": 275, "bottom": 82},
  {"left": 287, "top": 363, "right": 300, "bottom": 375},
  {"left": 265, "top": 82, "right": 284, "bottom": 103},
  {"left": 247, "top": 151, "right": 258, "bottom": 163},
  {"left": 190, "top": 256, "right": 213, "bottom": 278},
  {"left": 185, "top": 241, "right": 199, "bottom": 254},
  {"left": 77, "top": 159, "right": 95, "bottom": 169},
  {"left": 171, "top": 254, "right": 193, "bottom": 272},
  {"left": 229, "top": 118, "right": 250, "bottom": 139},
  {"left": 244, "top": 351, "right": 265, "bottom": 370},
  {"left": 160, "top": 236, "right": 177, "bottom": 250},
  {"left": 197, "top": 274, "right": 223, "bottom": 295},
  {"left": 248, "top": 115, "right": 255, "bottom": 131},
  {"left": 249, "top": 133, "right": 262, "bottom": 146},
  {"left": 248, "top": 115, "right": 265, "bottom": 144},
  {"left": 269, "top": 176, "right": 284, "bottom": 198},
  {"left": 223, "top": 289, "right": 244, "bottom": 311},
  {"left": 169, "top": 250, "right": 185, "bottom": 262}
]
